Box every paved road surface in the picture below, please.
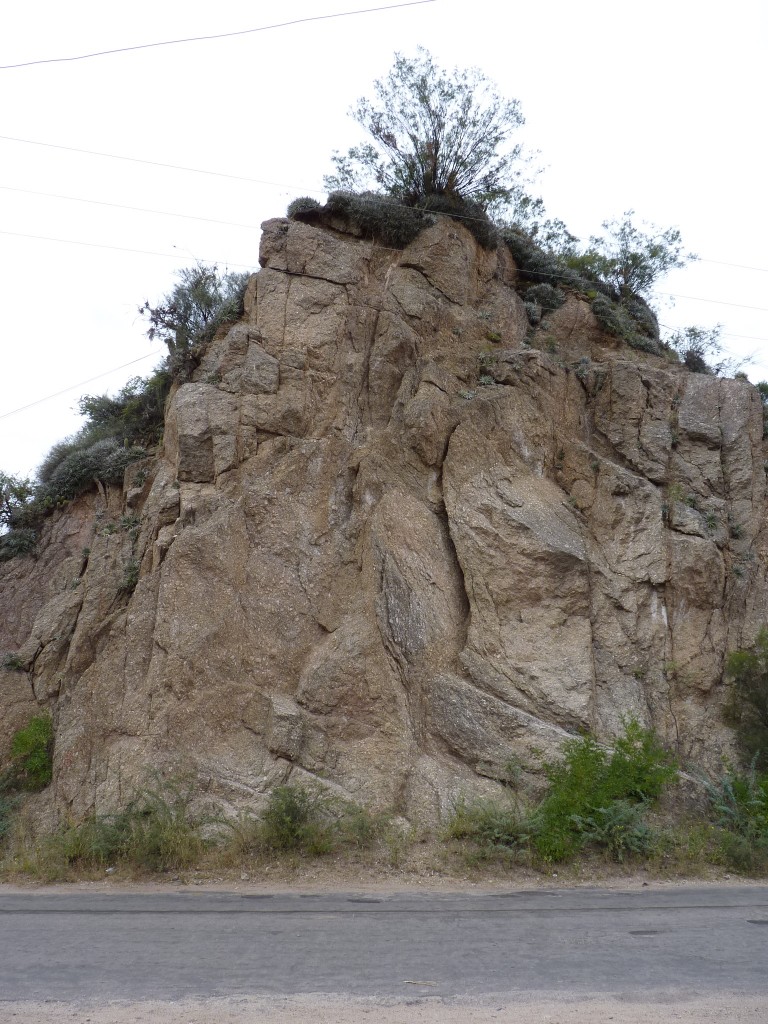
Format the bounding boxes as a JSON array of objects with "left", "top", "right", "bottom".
[{"left": 1, "top": 886, "right": 767, "bottom": 1003}]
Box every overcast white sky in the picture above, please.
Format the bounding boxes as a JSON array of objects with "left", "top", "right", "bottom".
[{"left": 1, "top": 0, "right": 766, "bottom": 478}]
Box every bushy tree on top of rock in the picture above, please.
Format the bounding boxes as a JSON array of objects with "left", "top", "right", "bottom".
[{"left": 324, "top": 47, "right": 531, "bottom": 217}]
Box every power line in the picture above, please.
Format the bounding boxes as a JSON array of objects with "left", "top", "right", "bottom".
[
  {"left": 3, "top": 221, "right": 768, "bottom": 320},
  {"left": 0, "top": 353, "right": 161, "bottom": 420},
  {"left": 0, "top": 228, "right": 254, "bottom": 268},
  {"left": 0, "top": 184, "right": 263, "bottom": 231},
  {"left": 656, "top": 292, "right": 768, "bottom": 313},
  {"left": 0, "top": 1, "right": 437, "bottom": 69},
  {"left": 0, "top": 133, "right": 318, "bottom": 191},
  {"left": 2, "top": 133, "right": 767, "bottom": 281}
]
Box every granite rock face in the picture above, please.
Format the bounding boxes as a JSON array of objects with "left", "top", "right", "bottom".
[{"left": 2, "top": 215, "right": 766, "bottom": 823}]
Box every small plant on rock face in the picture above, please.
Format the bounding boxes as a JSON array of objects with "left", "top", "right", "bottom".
[
  {"left": 9, "top": 714, "right": 53, "bottom": 791},
  {"left": 119, "top": 559, "right": 140, "bottom": 595}
]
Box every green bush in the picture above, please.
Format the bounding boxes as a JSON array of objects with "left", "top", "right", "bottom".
[
  {"left": 724, "top": 629, "right": 768, "bottom": 770},
  {"left": 569, "top": 800, "right": 656, "bottom": 862},
  {"left": 258, "top": 784, "right": 346, "bottom": 855},
  {"left": 287, "top": 196, "right": 321, "bottom": 218},
  {"left": 446, "top": 797, "right": 533, "bottom": 856},
  {"left": 33, "top": 776, "right": 208, "bottom": 875},
  {"left": 524, "top": 283, "right": 566, "bottom": 313},
  {"left": 325, "top": 191, "right": 433, "bottom": 249},
  {"left": 447, "top": 720, "right": 676, "bottom": 866},
  {"left": 9, "top": 715, "right": 53, "bottom": 791},
  {"left": 701, "top": 765, "right": 768, "bottom": 873},
  {"left": 38, "top": 438, "right": 146, "bottom": 507},
  {"left": 536, "top": 722, "right": 676, "bottom": 863},
  {"left": 591, "top": 294, "right": 661, "bottom": 354},
  {"left": 140, "top": 263, "right": 251, "bottom": 377}
]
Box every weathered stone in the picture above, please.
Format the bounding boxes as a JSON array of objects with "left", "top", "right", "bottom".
[{"left": 2, "top": 214, "right": 767, "bottom": 821}]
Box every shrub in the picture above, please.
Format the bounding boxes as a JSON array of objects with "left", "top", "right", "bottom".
[
  {"left": 31, "top": 776, "right": 208, "bottom": 875},
  {"left": 446, "top": 797, "right": 533, "bottom": 858},
  {"left": 576, "top": 211, "right": 694, "bottom": 298},
  {"left": 533, "top": 719, "right": 676, "bottom": 862},
  {"left": 665, "top": 325, "right": 743, "bottom": 377},
  {"left": 416, "top": 193, "right": 498, "bottom": 249},
  {"left": 77, "top": 370, "right": 170, "bottom": 449},
  {"left": 140, "top": 263, "right": 251, "bottom": 377},
  {"left": 325, "top": 191, "right": 433, "bottom": 249},
  {"left": 591, "top": 295, "right": 661, "bottom": 354},
  {"left": 39, "top": 438, "right": 146, "bottom": 507},
  {"left": 569, "top": 800, "right": 656, "bottom": 862},
  {"left": 724, "top": 629, "right": 768, "bottom": 770},
  {"left": 10, "top": 714, "right": 53, "bottom": 791},
  {"left": 0, "top": 528, "right": 37, "bottom": 561},
  {"left": 524, "top": 283, "right": 566, "bottom": 313},
  {"left": 259, "top": 784, "right": 334, "bottom": 855},
  {"left": 287, "top": 196, "right": 321, "bottom": 218},
  {"left": 622, "top": 294, "right": 661, "bottom": 344},
  {"left": 701, "top": 765, "right": 768, "bottom": 873},
  {"left": 324, "top": 48, "right": 527, "bottom": 214}
]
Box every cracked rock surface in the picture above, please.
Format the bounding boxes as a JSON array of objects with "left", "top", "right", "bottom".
[{"left": 1, "top": 215, "right": 767, "bottom": 822}]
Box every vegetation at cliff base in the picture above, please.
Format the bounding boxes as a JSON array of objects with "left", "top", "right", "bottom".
[
  {"left": 724, "top": 628, "right": 768, "bottom": 771},
  {"left": 448, "top": 719, "right": 677, "bottom": 865}
]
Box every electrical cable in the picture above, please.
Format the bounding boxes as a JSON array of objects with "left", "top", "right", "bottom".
[
  {"left": 0, "top": 184, "right": 263, "bottom": 231},
  {"left": 0, "top": 1, "right": 437, "bottom": 69},
  {"left": 0, "top": 228, "right": 254, "bottom": 268},
  {"left": 0, "top": 353, "right": 161, "bottom": 420},
  {"left": 1, "top": 135, "right": 765, "bottom": 280},
  {"left": 0, "top": 133, "right": 318, "bottom": 191}
]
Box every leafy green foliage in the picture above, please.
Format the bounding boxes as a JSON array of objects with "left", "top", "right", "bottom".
[
  {"left": 724, "top": 629, "right": 768, "bottom": 770},
  {"left": 568, "top": 800, "right": 656, "bottom": 862},
  {"left": 140, "top": 263, "right": 250, "bottom": 376},
  {"left": 700, "top": 764, "right": 768, "bottom": 873},
  {"left": 39, "top": 438, "right": 146, "bottom": 506},
  {"left": 325, "top": 47, "right": 528, "bottom": 216},
  {"left": 574, "top": 211, "right": 694, "bottom": 298},
  {"left": 77, "top": 371, "right": 170, "bottom": 448},
  {"left": 0, "top": 368, "right": 171, "bottom": 559},
  {"left": 448, "top": 721, "right": 676, "bottom": 865},
  {"left": 591, "top": 294, "right": 662, "bottom": 353},
  {"left": 446, "top": 797, "right": 532, "bottom": 860},
  {"left": 533, "top": 722, "right": 676, "bottom": 862},
  {"left": 32, "top": 776, "right": 208, "bottom": 876},
  {"left": 758, "top": 382, "right": 768, "bottom": 439},
  {"left": 9, "top": 715, "right": 53, "bottom": 791}
]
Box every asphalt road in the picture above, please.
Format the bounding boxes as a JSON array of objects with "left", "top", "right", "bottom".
[{"left": 1, "top": 886, "right": 767, "bottom": 1003}]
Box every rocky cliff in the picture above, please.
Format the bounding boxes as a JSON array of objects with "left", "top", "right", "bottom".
[{"left": 2, "top": 214, "right": 767, "bottom": 823}]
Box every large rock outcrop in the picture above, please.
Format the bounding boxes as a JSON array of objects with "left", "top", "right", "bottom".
[{"left": 2, "top": 215, "right": 767, "bottom": 823}]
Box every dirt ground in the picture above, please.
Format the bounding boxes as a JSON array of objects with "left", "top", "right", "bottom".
[{"left": 5, "top": 993, "right": 767, "bottom": 1024}]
